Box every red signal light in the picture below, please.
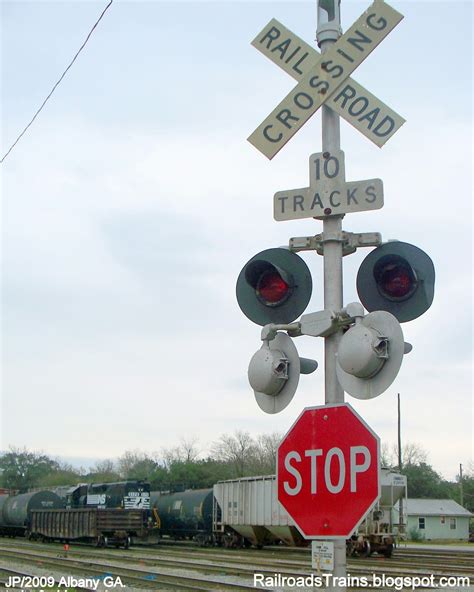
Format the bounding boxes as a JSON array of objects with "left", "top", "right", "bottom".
[
  {"left": 257, "top": 270, "right": 290, "bottom": 306},
  {"left": 375, "top": 256, "right": 417, "bottom": 301}
]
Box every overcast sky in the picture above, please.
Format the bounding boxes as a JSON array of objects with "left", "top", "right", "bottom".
[{"left": 1, "top": 0, "right": 472, "bottom": 480}]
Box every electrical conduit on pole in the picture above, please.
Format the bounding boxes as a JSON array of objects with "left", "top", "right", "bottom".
[{"left": 317, "top": 1, "right": 346, "bottom": 590}]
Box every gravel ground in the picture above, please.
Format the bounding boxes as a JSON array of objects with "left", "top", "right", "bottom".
[
  {"left": 0, "top": 557, "right": 165, "bottom": 592},
  {"left": 1, "top": 553, "right": 473, "bottom": 592},
  {"left": 0, "top": 555, "right": 266, "bottom": 592}
]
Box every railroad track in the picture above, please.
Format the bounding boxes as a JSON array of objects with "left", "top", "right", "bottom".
[
  {"left": 116, "top": 542, "right": 474, "bottom": 579},
  {"left": 1, "top": 540, "right": 472, "bottom": 591},
  {"left": 7, "top": 536, "right": 474, "bottom": 559},
  {"left": 0, "top": 566, "right": 95, "bottom": 592},
  {"left": 0, "top": 547, "right": 272, "bottom": 591}
]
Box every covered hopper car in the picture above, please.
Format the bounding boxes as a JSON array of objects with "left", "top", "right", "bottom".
[{"left": 212, "top": 469, "right": 407, "bottom": 556}]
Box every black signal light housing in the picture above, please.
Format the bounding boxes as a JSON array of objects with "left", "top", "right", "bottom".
[
  {"left": 237, "top": 248, "right": 312, "bottom": 326},
  {"left": 357, "top": 241, "right": 435, "bottom": 323}
]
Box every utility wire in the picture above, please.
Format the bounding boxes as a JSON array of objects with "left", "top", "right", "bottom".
[{"left": 1, "top": 0, "right": 114, "bottom": 164}]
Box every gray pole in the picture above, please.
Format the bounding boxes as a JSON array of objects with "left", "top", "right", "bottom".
[
  {"left": 397, "top": 393, "right": 404, "bottom": 535},
  {"left": 317, "top": 1, "right": 345, "bottom": 589},
  {"left": 459, "top": 463, "right": 464, "bottom": 507}
]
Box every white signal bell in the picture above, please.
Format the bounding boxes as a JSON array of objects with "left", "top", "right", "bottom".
[
  {"left": 336, "top": 311, "right": 404, "bottom": 400},
  {"left": 248, "top": 346, "right": 290, "bottom": 396},
  {"left": 248, "top": 332, "right": 317, "bottom": 414},
  {"left": 338, "top": 323, "right": 388, "bottom": 378}
]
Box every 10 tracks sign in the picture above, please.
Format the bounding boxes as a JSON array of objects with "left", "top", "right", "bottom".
[{"left": 274, "top": 149, "right": 383, "bottom": 220}]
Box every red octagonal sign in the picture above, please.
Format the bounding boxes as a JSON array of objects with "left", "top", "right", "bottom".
[{"left": 277, "top": 403, "right": 380, "bottom": 539}]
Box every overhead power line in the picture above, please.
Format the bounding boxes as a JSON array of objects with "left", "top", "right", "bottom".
[{"left": 1, "top": 0, "right": 114, "bottom": 164}]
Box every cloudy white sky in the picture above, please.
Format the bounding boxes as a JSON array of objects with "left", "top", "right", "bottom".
[{"left": 1, "top": 0, "right": 472, "bottom": 480}]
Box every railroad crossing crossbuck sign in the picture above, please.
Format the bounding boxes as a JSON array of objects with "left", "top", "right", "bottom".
[
  {"left": 248, "top": 1, "right": 404, "bottom": 159},
  {"left": 277, "top": 403, "right": 380, "bottom": 538}
]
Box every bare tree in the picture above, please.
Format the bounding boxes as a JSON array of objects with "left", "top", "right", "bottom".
[
  {"left": 178, "top": 437, "right": 201, "bottom": 463},
  {"left": 161, "top": 437, "right": 201, "bottom": 468},
  {"left": 380, "top": 442, "right": 393, "bottom": 468},
  {"left": 117, "top": 450, "right": 157, "bottom": 479},
  {"left": 381, "top": 442, "right": 428, "bottom": 469},
  {"left": 91, "top": 459, "right": 117, "bottom": 475},
  {"left": 160, "top": 446, "right": 181, "bottom": 470},
  {"left": 402, "top": 442, "right": 428, "bottom": 466},
  {"left": 252, "top": 432, "right": 283, "bottom": 474},
  {"left": 465, "top": 461, "right": 474, "bottom": 477},
  {"left": 211, "top": 430, "right": 256, "bottom": 477}
]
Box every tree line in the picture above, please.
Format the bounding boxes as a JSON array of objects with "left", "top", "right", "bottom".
[
  {"left": 0, "top": 435, "right": 472, "bottom": 512},
  {"left": 0, "top": 431, "right": 279, "bottom": 493}
]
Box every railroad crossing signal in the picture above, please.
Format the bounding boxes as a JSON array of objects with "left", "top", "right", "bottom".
[
  {"left": 248, "top": 1, "right": 404, "bottom": 159},
  {"left": 237, "top": 1, "right": 435, "bottom": 413},
  {"left": 239, "top": 0, "right": 436, "bottom": 588},
  {"left": 235, "top": 242, "right": 434, "bottom": 405},
  {"left": 277, "top": 404, "right": 380, "bottom": 538}
]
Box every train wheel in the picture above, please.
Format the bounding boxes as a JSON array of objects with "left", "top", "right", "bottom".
[
  {"left": 383, "top": 544, "right": 393, "bottom": 558},
  {"left": 359, "top": 541, "right": 371, "bottom": 558},
  {"left": 124, "top": 536, "right": 131, "bottom": 549},
  {"left": 346, "top": 541, "right": 356, "bottom": 557}
]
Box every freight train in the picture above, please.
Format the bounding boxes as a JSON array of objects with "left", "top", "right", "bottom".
[
  {"left": 0, "top": 470, "right": 406, "bottom": 555},
  {"left": 0, "top": 481, "right": 157, "bottom": 547},
  {"left": 151, "top": 469, "right": 406, "bottom": 557}
]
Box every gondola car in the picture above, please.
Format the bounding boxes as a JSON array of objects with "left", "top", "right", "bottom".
[{"left": 29, "top": 507, "right": 152, "bottom": 548}]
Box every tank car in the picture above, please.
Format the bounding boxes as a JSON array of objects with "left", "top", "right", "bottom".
[
  {"left": 151, "top": 488, "right": 214, "bottom": 545},
  {"left": 0, "top": 491, "right": 64, "bottom": 537}
]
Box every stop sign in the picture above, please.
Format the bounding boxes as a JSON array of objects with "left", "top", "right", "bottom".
[{"left": 277, "top": 403, "right": 380, "bottom": 538}]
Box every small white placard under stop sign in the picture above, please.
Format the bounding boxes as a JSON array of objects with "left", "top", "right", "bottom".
[{"left": 311, "top": 541, "right": 334, "bottom": 571}]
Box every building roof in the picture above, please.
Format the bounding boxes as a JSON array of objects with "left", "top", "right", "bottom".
[{"left": 405, "top": 498, "right": 472, "bottom": 517}]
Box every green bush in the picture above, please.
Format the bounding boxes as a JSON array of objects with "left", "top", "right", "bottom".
[{"left": 408, "top": 526, "right": 424, "bottom": 541}]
